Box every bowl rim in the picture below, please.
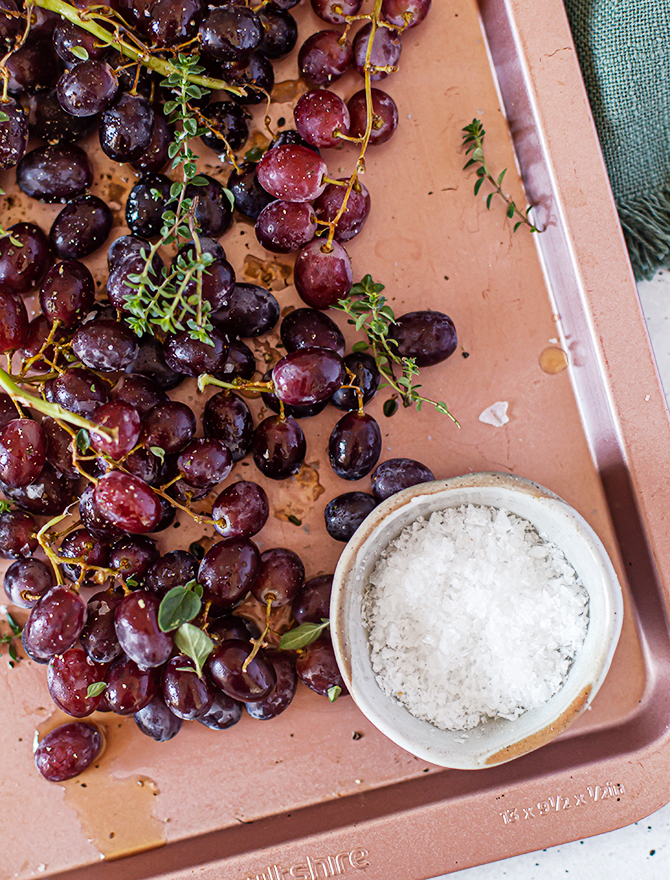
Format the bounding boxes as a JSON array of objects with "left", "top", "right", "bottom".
[{"left": 330, "top": 471, "right": 625, "bottom": 769}]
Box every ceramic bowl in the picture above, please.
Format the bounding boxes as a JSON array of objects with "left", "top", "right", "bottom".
[{"left": 330, "top": 472, "right": 624, "bottom": 769}]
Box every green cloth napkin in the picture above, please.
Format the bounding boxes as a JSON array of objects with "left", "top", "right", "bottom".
[{"left": 563, "top": 0, "right": 670, "bottom": 280}]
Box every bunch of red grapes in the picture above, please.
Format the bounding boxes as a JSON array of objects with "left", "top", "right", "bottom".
[{"left": 0, "top": 0, "right": 457, "bottom": 785}]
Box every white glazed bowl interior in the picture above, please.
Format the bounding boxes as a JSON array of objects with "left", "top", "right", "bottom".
[{"left": 330, "top": 472, "right": 624, "bottom": 769}]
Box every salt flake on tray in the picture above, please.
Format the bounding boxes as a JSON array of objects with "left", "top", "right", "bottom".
[{"left": 479, "top": 401, "right": 509, "bottom": 427}]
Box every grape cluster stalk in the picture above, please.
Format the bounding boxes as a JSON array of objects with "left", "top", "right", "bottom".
[{"left": 0, "top": 0, "right": 459, "bottom": 784}]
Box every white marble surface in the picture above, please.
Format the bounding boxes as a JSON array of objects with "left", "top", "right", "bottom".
[{"left": 427, "top": 269, "right": 670, "bottom": 879}]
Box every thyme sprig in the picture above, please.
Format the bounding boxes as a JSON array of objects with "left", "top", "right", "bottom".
[
  {"left": 1, "top": 611, "right": 21, "bottom": 667},
  {"left": 462, "top": 119, "right": 539, "bottom": 233},
  {"left": 337, "top": 276, "right": 459, "bottom": 425}
]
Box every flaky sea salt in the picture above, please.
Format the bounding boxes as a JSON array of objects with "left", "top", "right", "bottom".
[{"left": 363, "top": 504, "right": 589, "bottom": 731}]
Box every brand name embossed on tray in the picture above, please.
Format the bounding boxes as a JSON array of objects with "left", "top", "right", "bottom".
[
  {"left": 238, "top": 848, "right": 370, "bottom": 880},
  {"left": 498, "top": 781, "right": 626, "bottom": 826}
]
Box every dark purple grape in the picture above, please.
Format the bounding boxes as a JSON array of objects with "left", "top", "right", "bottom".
[
  {"left": 324, "top": 491, "right": 376, "bottom": 541},
  {"left": 353, "top": 22, "right": 401, "bottom": 80},
  {"left": 22, "top": 585, "right": 87, "bottom": 662},
  {"left": 256, "top": 144, "right": 327, "bottom": 202},
  {"left": 99, "top": 93, "right": 154, "bottom": 162},
  {"left": 0, "top": 418, "right": 47, "bottom": 488},
  {"left": 111, "top": 374, "right": 167, "bottom": 417},
  {"left": 47, "top": 648, "right": 106, "bottom": 717},
  {"left": 134, "top": 695, "right": 183, "bottom": 741},
  {"left": 298, "top": 30, "right": 353, "bottom": 85},
  {"left": 152, "top": 495, "right": 176, "bottom": 532},
  {"left": 208, "top": 614, "right": 259, "bottom": 644},
  {"left": 94, "top": 471, "right": 162, "bottom": 533},
  {"left": 330, "top": 352, "right": 380, "bottom": 410},
  {"left": 211, "top": 282, "right": 279, "bottom": 337},
  {"left": 294, "top": 90, "right": 350, "bottom": 149},
  {"left": 35, "top": 722, "right": 102, "bottom": 781},
  {"left": 200, "top": 100, "right": 250, "bottom": 153},
  {"left": 129, "top": 111, "right": 171, "bottom": 173},
  {"left": 148, "top": 0, "right": 205, "bottom": 46},
  {"left": 347, "top": 87, "right": 398, "bottom": 145},
  {"left": 203, "top": 392, "right": 254, "bottom": 462},
  {"left": 311, "top": 0, "right": 363, "bottom": 23},
  {"left": 141, "top": 401, "right": 196, "bottom": 455},
  {"left": 217, "top": 338, "right": 256, "bottom": 381},
  {"left": 59, "top": 527, "right": 109, "bottom": 583},
  {"left": 255, "top": 200, "right": 316, "bottom": 253},
  {"left": 211, "top": 480, "right": 268, "bottom": 539},
  {"left": 124, "top": 332, "right": 183, "bottom": 390},
  {"left": 251, "top": 415, "right": 305, "bottom": 480},
  {"left": 26, "top": 90, "right": 97, "bottom": 145},
  {"left": 199, "top": 4, "right": 263, "bottom": 62},
  {"left": 257, "top": 6, "right": 297, "bottom": 59},
  {"left": 176, "top": 236, "right": 226, "bottom": 263},
  {"left": 0, "top": 292, "right": 28, "bottom": 351},
  {"left": 292, "top": 574, "right": 332, "bottom": 625},
  {"left": 182, "top": 174, "right": 233, "bottom": 237},
  {"left": 388, "top": 310, "right": 457, "bottom": 366},
  {"left": 53, "top": 20, "right": 109, "bottom": 64},
  {"left": 39, "top": 259, "right": 95, "bottom": 327},
  {"left": 115, "top": 589, "right": 172, "bottom": 668},
  {"left": 6, "top": 37, "right": 61, "bottom": 97},
  {"left": 382, "top": 0, "right": 431, "bottom": 28},
  {"left": 227, "top": 161, "right": 274, "bottom": 220},
  {"left": 41, "top": 417, "right": 77, "bottom": 479},
  {"left": 329, "top": 411, "right": 382, "bottom": 480},
  {"left": 177, "top": 439, "right": 232, "bottom": 488},
  {"left": 197, "top": 690, "right": 243, "bottom": 729},
  {"left": 0, "top": 0, "right": 20, "bottom": 46},
  {"left": 81, "top": 590, "right": 123, "bottom": 664},
  {"left": 121, "top": 448, "right": 161, "bottom": 485},
  {"left": 294, "top": 239, "right": 353, "bottom": 309},
  {"left": 252, "top": 547, "right": 304, "bottom": 607},
  {"left": 109, "top": 535, "right": 159, "bottom": 581},
  {"left": 3, "top": 558, "right": 52, "bottom": 609},
  {"left": 51, "top": 366, "right": 108, "bottom": 419},
  {"left": 296, "top": 637, "right": 347, "bottom": 697},
  {"left": 370, "top": 457, "right": 435, "bottom": 501},
  {"left": 105, "top": 655, "right": 157, "bottom": 714},
  {"left": 260, "top": 369, "right": 328, "bottom": 419},
  {"left": 0, "top": 222, "right": 50, "bottom": 293},
  {"left": 17, "top": 144, "right": 92, "bottom": 202},
  {"left": 268, "top": 0, "right": 300, "bottom": 7},
  {"left": 269, "top": 128, "right": 319, "bottom": 153},
  {"left": 0, "top": 509, "right": 37, "bottom": 558},
  {"left": 125, "top": 173, "right": 170, "bottom": 239},
  {"left": 313, "top": 179, "right": 370, "bottom": 241},
  {"left": 110, "top": 0, "right": 155, "bottom": 36},
  {"left": 172, "top": 256, "right": 235, "bottom": 311},
  {"left": 272, "top": 347, "right": 346, "bottom": 406},
  {"left": 0, "top": 394, "right": 16, "bottom": 430},
  {"left": 145, "top": 549, "right": 197, "bottom": 597},
  {"left": 198, "top": 538, "right": 260, "bottom": 606},
  {"left": 163, "top": 654, "right": 215, "bottom": 720},
  {"left": 163, "top": 328, "right": 229, "bottom": 378},
  {"left": 79, "top": 483, "right": 123, "bottom": 541},
  {"left": 222, "top": 51, "right": 274, "bottom": 105},
  {"left": 281, "top": 308, "right": 345, "bottom": 356},
  {"left": 245, "top": 650, "right": 297, "bottom": 720},
  {"left": 49, "top": 194, "right": 113, "bottom": 259},
  {"left": 2, "top": 463, "right": 75, "bottom": 515},
  {"left": 207, "top": 639, "right": 276, "bottom": 701},
  {"left": 57, "top": 61, "right": 118, "bottom": 117},
  {"left": 18, "top": 316, "right": 64, "bottom": 373},
  {"left": 0, "top": 97, "right": 28, "bottom": 169},
  {"left": 72, "top": 319, "right": 139, "bottom": 373},
  {"left": 107, "top": 234, "right": 153, "bottom": 271}
]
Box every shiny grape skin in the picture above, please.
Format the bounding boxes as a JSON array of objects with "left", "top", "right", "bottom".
[
  {"left": 197, "top": 690, "right": 243, "bottom": 730},
  {"left": 294, "top": 90, "right": 350, "bottom": 149},
  {"left": 255, "top": 200, "right": 316, "bottom": 253},
  {"left": 199, "top": 4, "right": 263, "bottom": 62},
  {"left": 134, "top": 695, "right": 183, "bottom": 741},
  {"left": 298, "top": 29, "right": 353, "bottom": 86},
  {"left": 212, "top": 480, "right": 269, "bottom": 539},
  {"left": 19, "top": 317, "right": 64, "bottom": 373},
  {"left": 125, "top": 173, "right": 171, "bottom": 239},
  {"left": 0, "top": 222, "right": 50, "bottom": 293},
  {"left": 2, "top": 463, "right": 75, "bottom": 516},
  {"left": 72, "top": 320, "right": 139, "bottom": 373},
  {"left": 39, "top": 260, "right": 95, "bottom": 328},
  {"left": 296, "top": 637, "right": 347, "bottom": 697},
  {"left": 99, "top": 93, "right": 155, "bottom": 162},
  {"left": 5, "top": 37, "right": 61, "bottom": 97},
  {"left": 198, "top": 537, "right": 261, "bottom": 607},
  {"left": 50, "top": 194, "right": 114, "bottom": 260},
  {"left": 217, "top": 338, "right": 256, "bottom": 381},
  {"left": 129, "top": 112, "right": 171, "bottom": 173},
  {"left": 0, "top": 292, "right": 28, "bottom": 352},
  {"left": 245, "top": 650, "right": 297, "bottom": 720},
  {"left": 163, "top": 654, "right": 215, "bottom": 720},
  {"left": 227, "top": 162, "right": 274, "bottom": 220},
  {"left": 347, "top": 88, "right": 398, "bottom": 146},
  {"left": 0, "top": 393, "right": 16, "bottom": 430},
  {"left": 292, "top": 574, "right": 333, "bottom": 625},
  {"left": 115, "top": 589, "right": 173, "bottom": 669},
  {"left": 181, "top": 256, "right": 236, "bottom": 312},
  {"left": 26, "top": 90, "right": 97, "bottom": 145},
  {"left": 211, "top": 282, "right": 280, "bottom": 337},
  {"left": 53, "top": 20, "right": 108, "bottom": 64},
  {"left": 0, "top": 97, "right": 28, "bottom": 169},
  {"left": 124, "top": 333, "right": 183, "bottom": 391},
  {"left": 330, "top": 352, "right": 380, "bottom": 411},
  {"left": 281, "top": 308, "right": 345, "bottom": 356},
  {"left": 34, "top": 722, "right": 102, "bottom": 782},
  {"left": 200, "top": 100, "right": 250, "bottom": 153},
  {"left": 3, "top": 558, "right": 52, "bottom": 609},
  {"left": 59, "top": 527, "right": 109, "bottom": 584},
  {"left": 51, "top": 367, "right": 109, "bottom": 419},
  {"left": 388, "top": 310, "right": 458, "bottom": 366},
  {"left": 16, "top": 144, "right": 93, "bottom": 203},
  {"left": 42, "top": 417, "right": 77, "bottom": 479},
  {"left": 208, "top": 614, "right": 259, "bottom": 644},
  {"left": 79, "top": 483, "right": 123, "bottom": 542},
  {"left": 111, "top": 375, "right": 167, "bottom": 416},
  {"left": 81, "top": 591, "right": 123, "bottom": 665},
  {"left": 94, "top": 471, "right": 162, "bottom": 534},
  {"left": 207, "top": 639, "right": 277, "bottom": 702},
  {"left": 311, "top": 0, "right": 363, "bottom": 24},
  {"left": 145, "top": 550, "right": 198, "bottom": 597},
  {"left": 163, "top": 328, "right": 229, "bottom": 378},
  {"left": 47, "top": 648, "right": 106, "bottom": 718},
  {"left": 251, "top": 415, "right": 306, "bottom": 480},
  {"left": 272, "top": 347, "right": 346, "bottom": 406},
  {"left": 107, "top": 234, "right": 153, "bottom": 271},
  {"left": 382, "top": 0, "right": 431, "bottom": 28},
  {"left": 141, "top": 401, "right": 197, "bottom": 455},
  {"left": 352, "top": 22, "right": 402, "bottom": 81},
  {"left": 177, "top": 438, "right": 232, "bottom": 489},
  {"left": 203, "top": 392, "right": 254, "bottom": 462},
  {"left": 109, "top": 534, "right": 159, "bottom": 582},
  {"left": 256, "top": 144, "right": 328, "bottom": 203},
  {"left": 56, "top": 61, "right": 118, "bottom": 117},
  {"left": 324, "top": 491, "right": 377, "bottom": 541},
  {"left": 270, "top": 128, "right": 319, "bottom": 153},
  {"left": 0, "top": 0, "right": 20, "bottom": 46},
  {"left": 260, "top": 368, "right": 328, "bottom": 420},
  {"left": 105, "top": 655, "right": 158, "bottom": 715},
  {"left": 0, "top": 509, "right": 37, "bottom": 559},
  {"left": 370, "top": 457, "right": 435, "bottom": 501},
  {"left": 252, "top": 547, "right": 305, "bottom": 607},
  {"left": 328, "top": 411, "right": 382, "bottom": 480},
  {"left": 183, "top": 175, "right": 233, "bottom": 237},
  {"left": 293, "top": 239, "right": 353, "bottom": 310},
  {"left": 221, "top": 51, "right": 275, "bottom": 106},
  {"left": 152, "top": 496, "right": 177, "bottom": 533},
  {"left": 148, "top": 0, "right": 205, "bottom": 47},
  {"left": 0, "top": 418, "right": 47, "bottom": 488},
  {"left": 313, "top": 179, "right": 371, "bottom": 241},
  {"left": 22, "top": 585, "right": 87, "bottom": 662},
  {"left": 257, "top": 6, "right": 298, "bottom": 59}
]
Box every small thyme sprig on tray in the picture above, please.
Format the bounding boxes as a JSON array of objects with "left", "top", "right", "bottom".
[
  {"left": 337, "top": 275, "right": 459, "bottom": 425},
  {"left": 462, "top": 118, "right": 539, "bottom": 233},
  {"left": 1, "top": 611, "right": 21, "bottom": 667}
]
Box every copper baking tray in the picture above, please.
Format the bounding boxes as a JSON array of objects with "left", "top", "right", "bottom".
[{"left": 3, "top": 0, "right": 670, "bottom": 877}]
